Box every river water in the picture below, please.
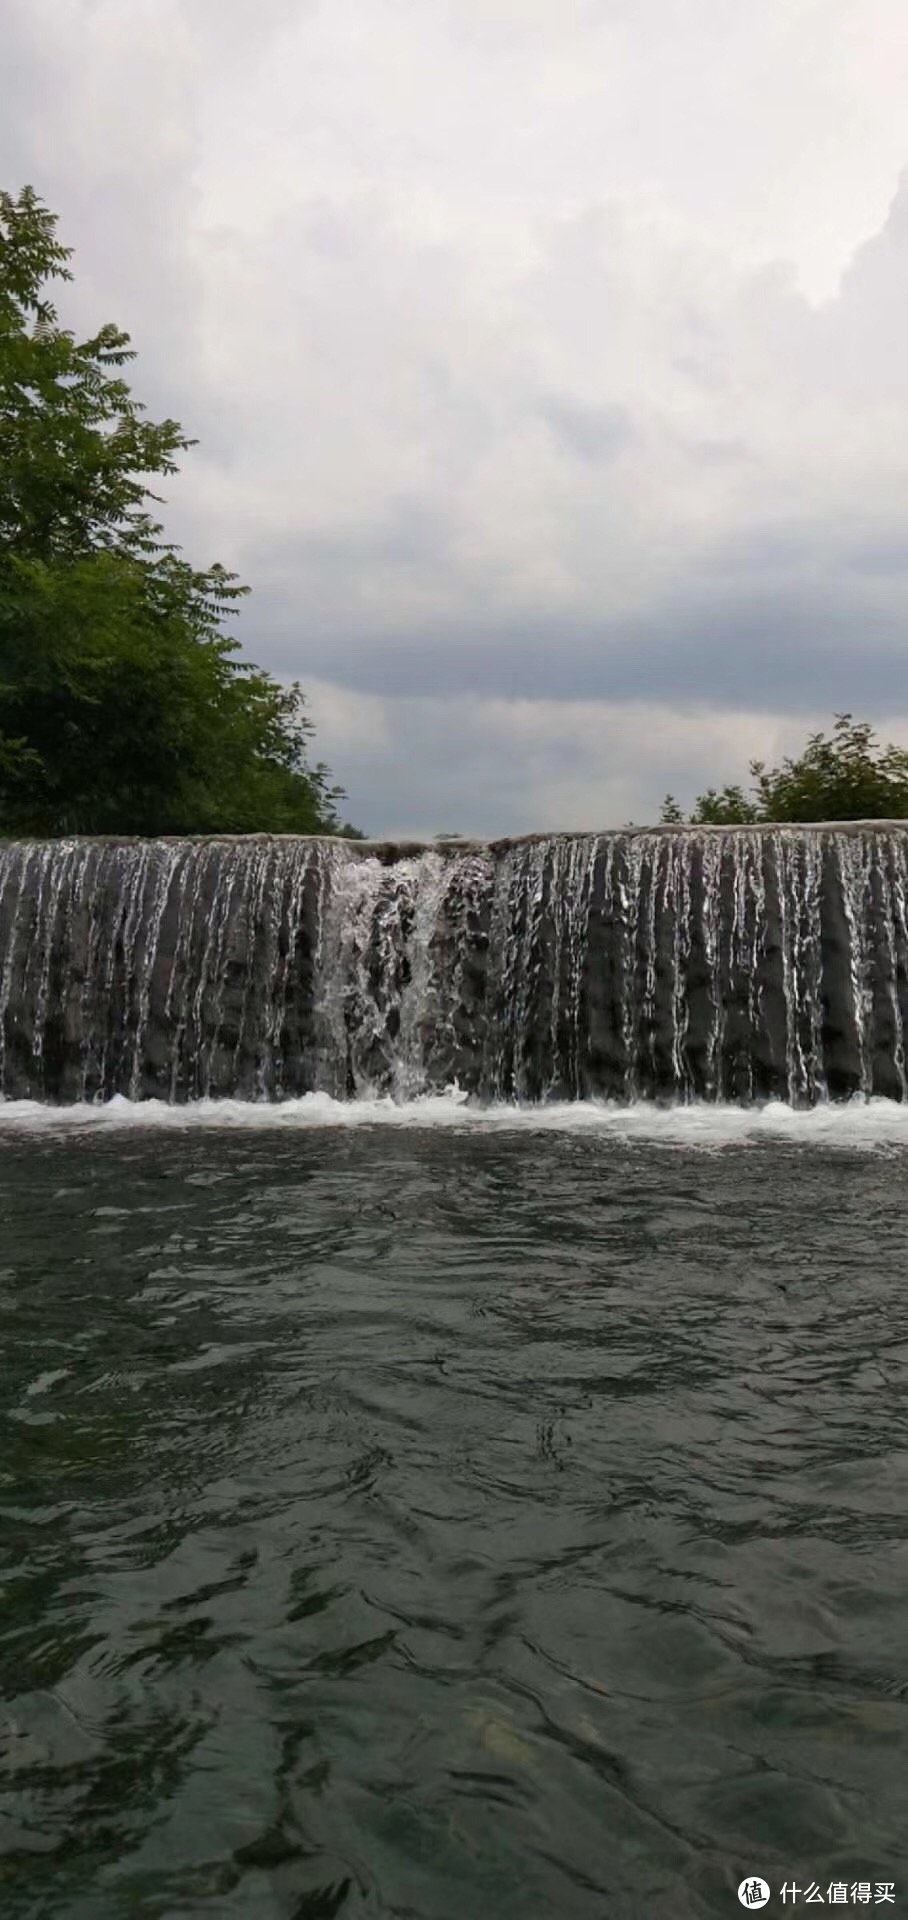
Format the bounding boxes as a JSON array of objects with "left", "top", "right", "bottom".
[{"left": 2, "top": 1099, "right": 907, "bottom": 1917}]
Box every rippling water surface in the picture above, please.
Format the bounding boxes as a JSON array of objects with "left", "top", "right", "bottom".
[{"left": 2, "top": 1105, "right": 907, "bottom": 1917}]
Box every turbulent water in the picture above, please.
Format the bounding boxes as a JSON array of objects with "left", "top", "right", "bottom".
[
  {"left": 3, "top": 833, "right": 908, "bottom": 1913},
  {"left": 1, "top": 1109, "right": 907, "bottom": 1918},
  {"left": 3, "top": 827, "right": 908, "bottom": 1107}
]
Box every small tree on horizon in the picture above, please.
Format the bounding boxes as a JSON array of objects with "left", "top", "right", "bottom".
[{"left": 660, "top": 715, "right": 908, "bottom": 826}]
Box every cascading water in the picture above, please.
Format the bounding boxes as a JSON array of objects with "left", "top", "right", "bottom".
[{"left": 1, "top": 826, "right": 908, "bottom": 1106}]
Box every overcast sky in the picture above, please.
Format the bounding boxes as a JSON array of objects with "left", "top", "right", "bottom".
[{"left": 5, "top": 0, "right": 908, "bottom": 836}]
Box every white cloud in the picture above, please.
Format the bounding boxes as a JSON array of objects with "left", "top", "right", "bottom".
[{"left": 3, "top": 0, "right": 908, "bottom": 832}]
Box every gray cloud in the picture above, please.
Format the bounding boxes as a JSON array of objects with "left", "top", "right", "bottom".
[
  {"left": 244, "top": 568, "right": 904, "bottom": 712},
  {"left": 4, "top": 0, "right": 908, "bottom": 832},
  {"left": 535, "top": 395, "right": 635, "bottom": 463}
]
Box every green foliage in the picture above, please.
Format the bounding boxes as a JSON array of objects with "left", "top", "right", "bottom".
[
  {"left": 660, "top": 716, "right": 908, "bottom": 826},
  {"left": 660, "top": 782, "right": 759, "bottom": 826},
  {"left": 0, "top": 185, "right": 359, "bottom": 837}
]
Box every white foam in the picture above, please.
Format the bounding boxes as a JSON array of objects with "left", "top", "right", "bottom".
[{"left": 1, "top": 1088, "right": 908, "bottom": 1150}]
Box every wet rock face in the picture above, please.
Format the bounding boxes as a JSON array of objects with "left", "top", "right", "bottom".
[{"left": 1, "top": 827, "right": 907, "bottom": 1105}]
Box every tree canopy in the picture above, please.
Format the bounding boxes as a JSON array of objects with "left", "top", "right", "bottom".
[
  {"left": 660, "top": 715, "right": 908, "bottom": 826},
  {"left": 0, "top": 185, "right": 360, "bottom": 837}
]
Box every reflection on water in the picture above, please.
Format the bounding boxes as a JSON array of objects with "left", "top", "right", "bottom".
[{"left": 1, "top": 1123, "right": 907, "bottom": 1917}]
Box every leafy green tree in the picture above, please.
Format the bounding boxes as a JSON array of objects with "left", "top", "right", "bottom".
[
  {"left": 660, "top": 716, "right": 908, "bottom": 826},
  {"left": 660, "top": 784, "right": 759, "bottom": 826},
  {"left": 0, "top": 185, "right": 361, "bottom": 837}
]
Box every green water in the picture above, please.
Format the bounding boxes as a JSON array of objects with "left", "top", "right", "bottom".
[{"left": 1, "top": 1122, "right": 907, "bottom": 1917}]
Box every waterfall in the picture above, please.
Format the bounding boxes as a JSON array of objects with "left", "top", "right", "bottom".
[{"left": 2, "top": 827, "right": 908, "bottom": 1106}]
